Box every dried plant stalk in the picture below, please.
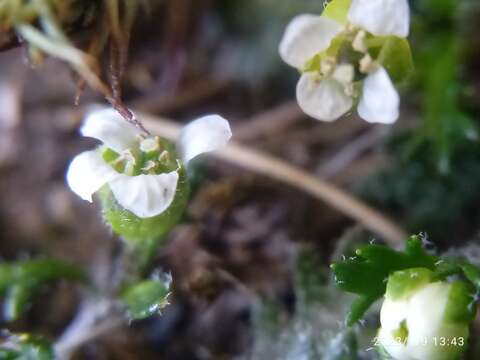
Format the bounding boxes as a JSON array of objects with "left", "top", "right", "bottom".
[{"left": 0, "top": 0, "right": 148, "bottom": 131}]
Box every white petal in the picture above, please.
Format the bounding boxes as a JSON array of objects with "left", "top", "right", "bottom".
[
  {"left": 348, "top": 0, "right": 410, "bottom": 38},
  {"left": 377, "top": 327, "right": 413, "bottom": 360},
  {"left": 108, "top": 172, "right": 179, "bottom": 218},
  {"left": 279, "top": 14, "right": 344, "bottom": 69},
  {"left": 66, "top": 150, "right": 119, "bottom": 202},
  {"left": 296, "top": 72, "right": 352, "bottom": 121},
  {"left": 405, "top": 282, "right": 450, "bottom": 358},
  {"left": 380, "top": 298, "right": 409, "bottom": 330},
  {"left": 358, "top": 67, "right": 399, "bottom": 124},
  {"left": 378, "top": 298, "right": 414, "bottom": 360},
  {"left": 177, "top": 115, "right": 232, "bottom": 165},
  {"left": 81, "top": 108, "right": 143, "bottom": 153}
]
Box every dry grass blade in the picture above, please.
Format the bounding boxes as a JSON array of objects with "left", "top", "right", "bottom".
[{"left": 136, "top": 111, "right": 408, "bottom": 246}]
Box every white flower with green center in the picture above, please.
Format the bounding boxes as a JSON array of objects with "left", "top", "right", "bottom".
[
  {"left": 279, "top": 0, "right": 409, "bottom": 124},
  {"left": 377, "top": 268, "right": 476, "bottom": 360},
  {"left": 67, "top": 108, "right": 231, "bottom": 219}
]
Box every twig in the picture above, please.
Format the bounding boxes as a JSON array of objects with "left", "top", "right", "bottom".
[
  {"left": 137, "top": 111, "right": 408, "bottom": 246},
  {"left": 233, "top": 100, "right": 305, "bottom": 142}
]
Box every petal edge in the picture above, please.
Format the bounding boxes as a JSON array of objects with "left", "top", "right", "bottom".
[
  {"left": 81, "top": 108, "right": 143, "bottom": 153},
  {"left": 348, "top": 0, "right": 410, "bottom": 38},
  {"left": 279, "top": 14, "right": 344, "bottom": 69},
  {"left": 358, "top": 67, "right": 399, "bottom": 124},
  {"left": 66, "top": 150, "right": 119, "bottom": 202},
  {"left": 108, "top": 172, "right": 179, "bottom": 218},
  {"left": 177, "top": 115, "right": 232, "bottom": 165}
]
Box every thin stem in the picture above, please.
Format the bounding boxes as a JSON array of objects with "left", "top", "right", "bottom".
[{"left": 135, "top": 110, "right": 408, "bottom": 246}]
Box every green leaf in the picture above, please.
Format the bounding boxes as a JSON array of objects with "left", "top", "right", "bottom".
[
  {"left": 4, "top": 284, "right": 35, "bottom": 322},
  {"left": 459, "top": 263, "right": 480, "bottom": 291},
  {"left": 121, "top": 278, "right": 171, "bottom": 320},
  {"left": 376, "top": 36, "right": 414, "bottom": 83},
  {"left": 322, "top": 0, "right": 351, "bottom": 24},
  {"left": 331, "top": 235, "right": 438, "bottom": 325},
  {"left": 332, "top": 261, "right": 386, "bottom": 295},
  {"left": 0, "top": 259, "right": 86, "bottom": 321},
  {"left": 346, "top": 295, "right": 377, "bottom": 326},
  {"left": 0, "top": 333, "right": 54, "bottom": 360}
]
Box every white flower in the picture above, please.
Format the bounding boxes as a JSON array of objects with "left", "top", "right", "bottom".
[
  {"left": 66, "top": 108, "right": 231, "bottom": 218},
  {"left": 279, "top": 14, "right": 344, "bottom": 69},
  {"left": 279, "top": 0, "right": 410, "bottom": 123},
  {"left": 377, "top": 268, "right": 473, "bottom": 360},
  {"left": 348, "top": 0, "right": 410, "bottom": 38}
]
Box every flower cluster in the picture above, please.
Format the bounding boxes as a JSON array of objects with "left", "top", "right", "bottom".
[
  {"left": 67, "top": 108, "right": 231, "bottom": 223},
  {"left": 279, "top": 0, "right": 411, "bottom": 124},
  {"left": 378, "top": 268, "right": 475, "bottom": 360}
]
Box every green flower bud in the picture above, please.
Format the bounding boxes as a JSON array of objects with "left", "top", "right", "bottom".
[{"left": 378, "top": 268, "right": 476, "bottom": 360}]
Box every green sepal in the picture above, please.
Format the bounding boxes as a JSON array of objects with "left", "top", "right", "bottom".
[
  {"left": 303, "top": 34, "right": 348, "bottom": 73},
  {"left": 100, "top": 166, "right": 190, "bottom": 266},
  {"left": 444, "top": 281, "right": 477, "bottom": 324},
  {"left": 121, "top": 278, "right": 171, "bottom": 320},
  {"left": 0, "top": 333, "right": 54, "bottom": 360},
  {"left": 303, "top": 53, "right": 321, "bottom": 73},
  {"left": 385, "top": 268, "right": 434, "bottom": 300},
  {"left": 322, "top": 0, "right": 352, "bottom": 24},
  {"left": 376, "top": 36, "right": 414, "bottom": 83},
  {"left": 0, "top": 259, "right": 86, "bottom": 321}
]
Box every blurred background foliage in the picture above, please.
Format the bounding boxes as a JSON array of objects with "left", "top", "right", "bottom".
[{"left": 0, "top": 0, "right": 480, "bottom": 359}]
